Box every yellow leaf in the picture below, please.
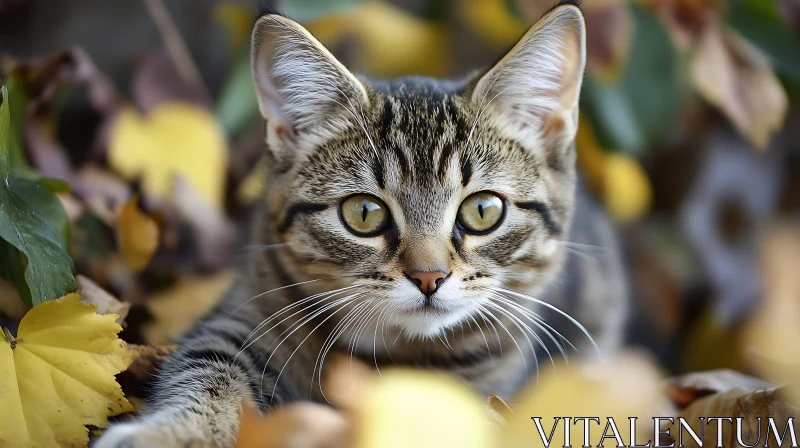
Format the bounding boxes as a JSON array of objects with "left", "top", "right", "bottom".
[
  {"left": 214, "top": 2, "right": 255, "bottom": 53},
  {"left": 116, "top": 195, "right": 159, "bottom": 272},
  {"left": 108, "top": 102, "right": 229, "bottom": 207},
  {"left": 236, "top": 159, "right": 266, "bottom": 206},
  {"left": 605, "top": 153, "right": 652, "bottom": 223},
  {"left": 503, "top": 355, "right": 667, "bottom": 448},
  {"left": 354, "top": 370, "right": 492, "bottom": 448},
  {"left": 309, "top": 3, "right": 450, "bottom": 78},
  {"left": 603, "top": 152, "right": 653, "bottom": 224},
  {"left": 460, "top": 0, "right": 527, "bottom": 47},
  {"left": 577, "top": 117, "right": 652, "bottom": 223},
  {"left": 0, "top": 294, "right": 134, "bottom": 447},
  {"left": 691, "top": 22, "right": 788, "bottom": 151},
  {"left": 746, "top": 224, "right": 800, "bottom": 405}
]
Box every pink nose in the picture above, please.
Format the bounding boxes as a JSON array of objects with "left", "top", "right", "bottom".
[{"left": 406, "top": 271, "right": 448, "bottom": 297}]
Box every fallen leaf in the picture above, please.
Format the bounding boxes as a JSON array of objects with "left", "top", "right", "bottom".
[
  {"left": 668, "top": 369, "right": 774, "bottom": 397},
  {"left": 0, "top": 293, "right": 134, "bottom": 447},
  {"left": 676, "top": 387, "right": 799, "bottom": 448},
  {"left": 142, "top": 270, "right": 236, "bottom": 344},
  {"left": 691, "top": 21, "right": 788, "bottom": 151},
  {"left": 503, "top": 354, "right": 669, "bottom": 447},
  {"left": 603, "top": 152, "right": 653, "bottom": 224},
  {"left": 108, "top": 102, "right": 229, "bottom": 208},
  {"left": 310, "top": 2, "right": 449, "bottom": 78},
  {"left": 2, "top": 47, "right": 123, "bottom": 185},
  {"left": 513, "top": 0, "right": 633, "bottom": 82},
  {"left": 576, "top": 116, "right": 652, "bottom": 223},
  {"left": 487, "top": 394, "right": 513, "bottom": 426},
  {"left": 116, "top": 196, "right": 159, "bottom": 272},
  {"left": 583, "top": 0, "right": 634, "bottom": 82},
  {"left": 0, "top": 85, "right": 75, "bottom": 307},
  {"left": 460, "top": 0, "right": 527, "bottom": 47},
  {"left": 214, "top": 2, "right": 256, "bottom": 53},
  {"left": 354, "top": 370, "right": 492, "bottom": 448},
  {"left": 124, "top": 343, "right": 177, "bottom": 382},
  {"left": 75, "top": 274, "right": 131, "bottom": 326},
  {"left": 746, "top": 224, "right": 800, "bottom": 405},
  {"left": 235, "top": 402, "right": 350, "bottom": 448}
]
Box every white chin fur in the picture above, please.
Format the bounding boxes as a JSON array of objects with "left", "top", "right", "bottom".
[{"left": 394, "top": 306, "right": 474, "bottom": 339}]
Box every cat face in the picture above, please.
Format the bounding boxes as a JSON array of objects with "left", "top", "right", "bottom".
[{"left": 251, "top": 4, "right": 586, "bottom": 338}]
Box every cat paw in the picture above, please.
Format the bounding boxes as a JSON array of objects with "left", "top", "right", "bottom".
[{"left": 93, "top": 422, "right": 211, "bottom": 448}]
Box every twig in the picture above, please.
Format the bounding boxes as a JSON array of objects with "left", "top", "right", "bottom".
[
  {"left": 142, "top": 0, "right": 211, "bottom": 101},
  {"left": 3, "top": 327, "right": 16, "bottom": 348}
]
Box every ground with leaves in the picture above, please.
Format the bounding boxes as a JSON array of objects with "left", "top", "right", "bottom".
[{"left": 1, "top": 0, "right": 799, "bottom": 447}]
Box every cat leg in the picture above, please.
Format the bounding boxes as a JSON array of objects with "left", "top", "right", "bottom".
[{"left": 95, "top": 310, "right": 286, "bottom": 448}]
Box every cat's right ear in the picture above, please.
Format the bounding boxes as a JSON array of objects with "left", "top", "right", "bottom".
[{"left": 251, "top": 15, "right": 368, "bottom": 165}]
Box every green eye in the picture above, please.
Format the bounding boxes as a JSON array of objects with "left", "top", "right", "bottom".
[
  {"left": 340, "top": 194, "right": 390, "bottom": 235},
  {"left": 457, "top": 192, "right": 504, "bottom": 233}
]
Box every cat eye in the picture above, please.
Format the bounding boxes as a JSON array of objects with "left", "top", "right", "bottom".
[
  {"left": 457, "top": 192, "right": 505, "bottom": 233},
  {"left": 340, "top": 194, "right": 390, "bottom": 236}
]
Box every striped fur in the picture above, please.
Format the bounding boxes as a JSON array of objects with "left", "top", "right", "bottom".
[{"left": 96, "top": 2, "right": 628, "bottom": 446}]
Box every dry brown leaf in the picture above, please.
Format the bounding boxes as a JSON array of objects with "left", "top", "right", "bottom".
[
  {"left": 75, "top": 274, "right": 131, "bottom": 326},
  {"left": 2, "top": 47, "right": 122, "bottom": 183},
  {"left": 142, "top": 270, "right": 237, "bottom": 344},
  {"left": 583, "top": 0, "right": 633, "bottom": 81},
  {"left": 487, "top": 394, "right": 513, "bottom": 426},
  {"left": 125, "top": 343, "right": 177, "bottom": 383},
  {"left": 512, "top": 0, "right": 632, "bottom": 81},
  {"left": 676, "top": 387, "right": 799, "bottom": 448},
  {"left": 117, "top": 195, "right": 160, "bottom": 272},
  {"left": 691, "top": 22, "right": 788, "bottom": 151},
  {"left": 668, "top": 369, "right": 775, "bottom": 396}
]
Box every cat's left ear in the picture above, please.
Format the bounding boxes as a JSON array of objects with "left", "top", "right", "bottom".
[
  {"left": 472, "top": 3, "right": 586, "bottom": 148},
  {"left": 251, "top": 14, "right": 369, "bottom": 166}
]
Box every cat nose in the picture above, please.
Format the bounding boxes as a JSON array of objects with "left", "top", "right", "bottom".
[{"left": 405, "top": 271, "right": 448, "bottom": 297}]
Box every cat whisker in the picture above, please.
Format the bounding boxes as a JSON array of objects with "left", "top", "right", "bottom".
[
  {"left": 348, "top": 300, "right": 384, "bottom": 368},
  {"left": 372, "top": 302, "right": 393, "bottom": 378},
  {"left": 315, "top": 299, "right": 374, "bottom": 403},
  {"left": 476, "top": 307, "right": 503, "bottom": 355},
  {"left": 556, "top": 240, "right": 611, "bottom": 253},
  {"left": 489, "top": 294, "right": 566, "bottom": 365},
  {"left": 238, "top": 284, "right": 362, "bottom": 351},
  {"left": 490, "top": 293, "right": 574, "bottom": 363},
  {"left": 477, "top": 303, "right": 528, "bottom": 371},
  {"left": 267, "top": 292, "right": 366, "bottom": 406},
  {"left": 484, "top": 301, "right": 542, "bottom": 377},
  {"left": 467, "top": 313, "right": 494, "bottom": 365},
  {"left": 230, "top": 274, "right": 360, "bottom": 316},
  {"left": 494, "top": 287, "right": 603, "bottom": 360}
]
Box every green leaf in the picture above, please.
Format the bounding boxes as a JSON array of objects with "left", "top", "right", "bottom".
[
  {"left": 0, "top": 85, "right": 75, "bottom": 307},
  {"left": 216, "top": 55, "right": 260, "bottom": 138},
  {"left": 582, "top": 5, "right": 688, "bottom": 154},
  {"left": 727, "top": 0, "right": 800, "bottom": 84},
  {"left": 277, "top": 0, "right": 365, "bottom": 22}
]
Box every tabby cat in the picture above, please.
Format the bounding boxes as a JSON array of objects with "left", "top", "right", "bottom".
[{"left": 97, "top": 2, "right": 628, "bottom": 446}]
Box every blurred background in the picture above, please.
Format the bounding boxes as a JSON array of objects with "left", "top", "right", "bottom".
[{"left": 0, "top": 0, "right": 799, "bottom": 379}]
